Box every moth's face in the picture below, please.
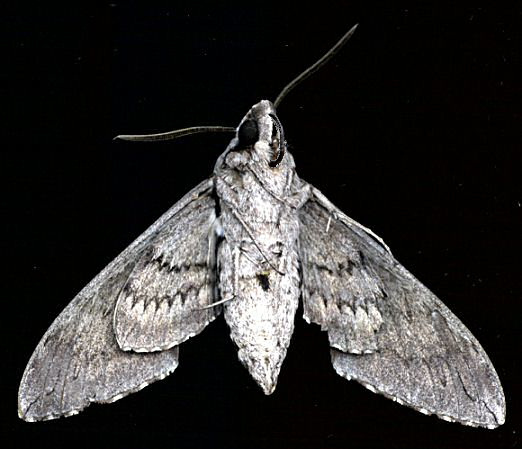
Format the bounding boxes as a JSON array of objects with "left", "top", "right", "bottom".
[{"left": 225, "top": 100, "right": 286, "bottom": 169}]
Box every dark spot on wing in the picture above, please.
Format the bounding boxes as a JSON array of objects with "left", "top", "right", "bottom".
[
  {"left": 358, "top": 250, "right": 366, "bottom": 267},
  {"left": 256, "top": 273, "right": 270, "bottom": 291}
]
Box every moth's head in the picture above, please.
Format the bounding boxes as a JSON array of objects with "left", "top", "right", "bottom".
[{"left": 225, "top": 100, "right": 287, "bottom": 169}]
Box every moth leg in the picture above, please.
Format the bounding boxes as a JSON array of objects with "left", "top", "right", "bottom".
[
  {"left": 199, "top": 296, "right": 234, "bottom": 309},
  {"left": 244, "top": 167, "right": 290, "bottom": 206},
  {"left": 286, "top": 170, "right": 311, "bottom": 209},
  {"left": 227, "top": 205, "right": 285, "bottom": 276},
  {"left": 238, "top": 246, "right": 260, "bottom": 267},
  {"left": 200, "top": 245, "right": 240, "bottom": 310},
  {"left": 216, "top": 175, "right": 286, "bottom": 275},
  {"left": 245, "top": 167, "right": 311, "bottom": 210},
  {"left": 215, "top": 173, "right": 242, "bottom": 204}
]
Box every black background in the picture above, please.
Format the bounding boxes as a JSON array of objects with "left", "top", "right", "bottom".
[{"left": 3, "top": 1, "right": 521, "bottom": 448}]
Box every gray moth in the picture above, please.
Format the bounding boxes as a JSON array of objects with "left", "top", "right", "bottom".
[{"left": 18, "top": 25, "right": 505, "bottom": 428}]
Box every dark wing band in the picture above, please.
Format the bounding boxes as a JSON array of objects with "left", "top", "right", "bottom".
[
  {"left": 18, "top": 179, "right": 216, "bottom": 421},
  {"left": 299, "top": 185, "right": 505, "bottom": 428}
]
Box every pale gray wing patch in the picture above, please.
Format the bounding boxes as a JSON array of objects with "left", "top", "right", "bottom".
[
  {"left": 298, "top": 185, "right": 505, "bottom": 428},
  {"left": 299, "top": 196, "right": 386, "bottom": 355},
  {"left": 18, "top": 264, "right": 179, "bottom": 422},
  {"left": 114, "top": 192, "right": 220, "bottom": 352},
  {"left": 18, "top": 179, "right": 213, "bottom": 422}
]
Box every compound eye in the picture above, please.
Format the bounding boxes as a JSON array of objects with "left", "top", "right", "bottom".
[
  {"left": 237, "top": 119, "right": 259, "bottom": 147},
  {"left": 268, "top": 113, "right": 285, "bottom": 167}
]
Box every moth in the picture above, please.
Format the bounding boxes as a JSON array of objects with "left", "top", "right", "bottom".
[{"left": 19, "top": 25, "right": 505, "bottom": 428}]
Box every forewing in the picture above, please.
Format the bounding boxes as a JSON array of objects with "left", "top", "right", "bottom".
[
  {"left": 298, "top": 185, "right": 505, "bottom": 428},
  {"left": 19, "top": 179, "right": 215, "bottom": 421},
  {"left": 114, "top": 184, "right": 220, "bottom": 352}
]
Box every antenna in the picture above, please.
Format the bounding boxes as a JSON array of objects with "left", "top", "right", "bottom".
[
  {"left": 273, "top": 24, "right": 358, "bottom": 108},
  {"left": 114, "top": 126, "right": 235, "bottom": 142}
]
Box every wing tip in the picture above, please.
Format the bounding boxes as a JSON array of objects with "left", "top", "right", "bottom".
[{"left": 17, "top": 361, "right": 180, "bottom": 422}]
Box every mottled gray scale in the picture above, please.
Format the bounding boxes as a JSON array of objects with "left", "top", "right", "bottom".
[
  {"left": 18, "top": 104, "right": 506, "bottom": 429},
  {"left": 114, "top": 191, "right": 219, "bottom": 352},
  {"left": 18, "top": 180, "right": 212, "bottom": 421},
  {"left": 215, "top": 101, "right": 306, "bottom": 394},
  {"left": 299, "top": 194, "right": 385, "bottom": 354},
  {"left": 19, "top": 26, "right": 505, "bottom": 428},
  {"left": 299, "top": 188, "right": 505, "bottom": 428}
]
